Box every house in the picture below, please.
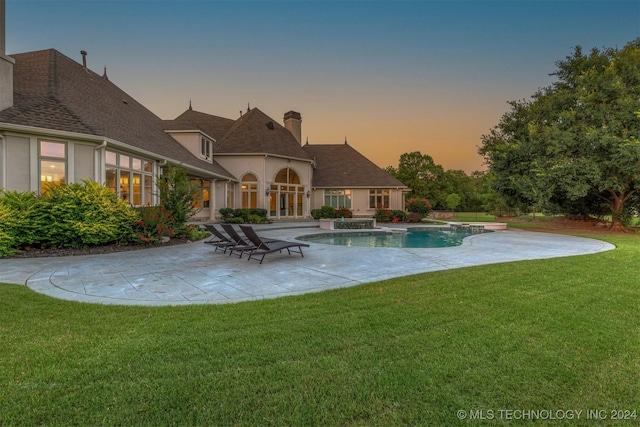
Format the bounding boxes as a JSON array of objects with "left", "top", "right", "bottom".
[
  {"left": 303, "top": 142, "right": 407, "bottom": 217},
  {"left": 0, "top": 8, "right": 406, "bottom": 219}
]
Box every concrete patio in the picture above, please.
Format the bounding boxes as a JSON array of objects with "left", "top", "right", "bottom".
[{"left": 0, "top": 224, "right": 615, "bottom": 306}]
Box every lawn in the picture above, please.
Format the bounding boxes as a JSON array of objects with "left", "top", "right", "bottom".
[
  {"left": 453, "top": 211, "right": 498, "bottom": 222},
  {"left": 1, "top": 232, "right": 639, "bottom": 425}
]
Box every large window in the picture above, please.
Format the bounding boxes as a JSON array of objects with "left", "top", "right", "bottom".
[
  {"left": 369, "top": 189, "right": 390, "bottom": 209},
  {"left": 270, "top": 168, "right": 305, "bottom": 218},
  {"left": 39, "top": 141, "right": 66, "bottom": 193},
  {"left": 226, "top": 183, "right": 235, "bottom": 208},
  {"left": 191, "top": 179, "right": 210, "bottom": 209},
  {"left": 105, "top": 150, "right": 154, "bottom": 206},
  {"left": 324, "top": 189, "right": 351, "bottom": 209},
  {"left": 241, "top": 173, "right": 258, "bottom": 209}
]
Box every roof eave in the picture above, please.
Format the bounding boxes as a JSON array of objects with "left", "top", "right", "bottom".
[
  {"left": 0, "top": 122, "right": 237, "bottom": 181},
  {"left": 213, "top": 152, "right": 313, "bottom": 163}
]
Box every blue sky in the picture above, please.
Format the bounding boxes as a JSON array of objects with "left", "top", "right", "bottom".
[{"left": 6, "top": 0, "right": 640, "bottom": 172}]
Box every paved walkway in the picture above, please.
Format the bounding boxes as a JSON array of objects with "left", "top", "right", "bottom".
[{"left": 0, "top": 224, "right": 614, "bottom": 306}]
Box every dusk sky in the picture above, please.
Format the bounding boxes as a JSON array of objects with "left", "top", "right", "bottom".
[{"left": 6, "top": 0, "right": 639, "bottom": 173}]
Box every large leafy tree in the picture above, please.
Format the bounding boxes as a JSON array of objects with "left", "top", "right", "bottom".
[
  {"left": 386, "top": 152, "right": 489, "bottom": 210},
  {"left": 479, "top": 39, "right": 640, "bottom": 229},
  {"left": 386, "top": 151, "right": 449, "bottom": 207}
]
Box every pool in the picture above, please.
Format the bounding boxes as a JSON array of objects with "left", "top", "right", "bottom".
[{"left": 298, "top": 227, "right": 490, "bottom": 248}]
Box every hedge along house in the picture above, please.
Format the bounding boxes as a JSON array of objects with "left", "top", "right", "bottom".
[{"left": 0, "top": 4, "right": 406, "bottom": 219}]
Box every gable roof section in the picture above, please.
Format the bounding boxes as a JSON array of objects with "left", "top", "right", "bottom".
[
  {"left": 168, "top": 108, "right": 235, "bottom": 141},
  {"left": 303, "top": 143, "right": 407, "bottom": 188},
  {"left": 176, "top": 107, "right": 311, "bottom": 160},
  {"left": 0, "top": 49, "right": 235, "bottom": 180}
]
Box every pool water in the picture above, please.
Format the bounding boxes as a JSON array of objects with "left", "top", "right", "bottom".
[{"left": 298, "top": 227, "right": 489, "bottom": 248}]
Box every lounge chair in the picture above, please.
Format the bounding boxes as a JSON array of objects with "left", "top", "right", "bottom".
[
  {"left": 203, "top": 224, "right": 236, "bottom": 253},
  {"left": 239, "top": 224, "right": 309, "bottom": 264},
  {"left": 220, "top": 223, "right": 256, "bottom": 258}
]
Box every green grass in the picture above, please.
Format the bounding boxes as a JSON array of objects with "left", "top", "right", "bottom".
[
  {"left": 453, "top": 211, "right": 498, "bottom": 222},
  {"left": 1, "top": 234, "right": 639, "bottom": 425}
]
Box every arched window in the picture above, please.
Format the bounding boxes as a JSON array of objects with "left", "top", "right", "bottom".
[
  {"left": 270, "top": 168, "right": 304, "bottom": 217},
  {"left": 241, "top": 173, "right": 258, "bottom": 209},
  {"left": 275, "top": 168, "right": 300, "bottom": 184}
]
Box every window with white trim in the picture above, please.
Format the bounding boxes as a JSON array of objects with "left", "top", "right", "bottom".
[
  {"left": 200, "top": 137, "right": 212, "bottom": 160},
  {"left": 369, "top": 189, "right": 390, "bottom": 209},
  {"left": 324, "top": 189, "right": 351, "bottom": 209},
  {"left": 226, "top": 183, "right": 235, "bottom": 208},
  {"left": 39, "top": 141, "right": 66, "bottom": 193},
  {"left": 241, "top": 173, "right": 258, "bottom": 209},
  {"left": 105, "top": 150, "right": 154, "bottom": 206},
  {"left": 191, "top": 179, "right": 210, "bottom": 208}
]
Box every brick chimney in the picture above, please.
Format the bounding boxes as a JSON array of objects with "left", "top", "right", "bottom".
[
  {"left": 283, "top": 111, "right": 302, "bottom": 145},
  {"left": 0, "top": 0, "right": 15, "bottom": 111}
]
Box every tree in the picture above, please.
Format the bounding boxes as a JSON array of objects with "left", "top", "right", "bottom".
[
  {"left": 445, "top": 193, "right": 461, "bottom": 211},
  {"left": 479, "top": 39, "right": 640, "bottom": 229},
  {"left": 386, "top": 151, "right": 449, "bottom": 207},
  {"left": 156, "top": 164, "right": 201, "bottom": 236}
]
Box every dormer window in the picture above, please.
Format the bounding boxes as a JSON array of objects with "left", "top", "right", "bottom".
[{"left": 200, "top": 137, "right": 212, "bottom": 160}]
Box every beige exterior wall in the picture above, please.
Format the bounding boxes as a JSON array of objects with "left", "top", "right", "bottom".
[
  {"left": 311, "top": 187, "right": 405, "bottom": 217},
  {"left": 168, "top": 132, "right": 203, "bottom": 161},
  {"left": 73, "top": 143, "right": 95, "bottom": 183},
  {"left": 215, "top": 155, "right": 314, "bottom": 219},
  {"left": 5, "top": 134, "right": 30, "bottom": 192},
  {"left": 0, "top": 133, "right": 4, "bottom": 189},
  {"left": 2, "top": 133, "right": 102, "bottom": 193}
]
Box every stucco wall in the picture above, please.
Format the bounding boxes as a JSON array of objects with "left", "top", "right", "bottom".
[
  {"left": 0, "top": 133, "right": 3, "bottom": 189},
  {"left": 214, "top": 155, "right": 313, "bottom": 218},
  {"left": 5, "top": 134, "right": 30, "bottom": 192},
  {"left": 73, "top": 143, "right": 95, "bottom": 183},
  {"left": 169, "top": 133, "right": 201, "bottom": 160},
  {"left": 310, "top": 187, "right": 405, "bottom": 217}
]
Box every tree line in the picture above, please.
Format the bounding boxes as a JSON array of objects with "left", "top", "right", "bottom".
[
  {"left": 387, "top": 38, "right": 640, "bottom": 229},
  {"left": 384, "top": 152, "right": 491, "bottom": 213}
]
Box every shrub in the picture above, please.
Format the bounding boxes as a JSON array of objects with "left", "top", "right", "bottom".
[
  {"left": 219, "top": 208, "right": 235, "bottom": 219},
  {"left": 405, "top": 212, "right": 424, "bottom": 223},
  {"left": 0, "top": 203, "right": 18, "bottom": 256},
  {"left": 0, "top": 190, "right": 38, "bottom": 248},
  {"left": 186, "top": 224, "right": 209, "bottom": 241},
  {"left": 335, "top": 207, "right": 352, "bottom": 218},
  {"left": 219, "top": 208, "right": 269, "bottom": 223},
  {"left": 32, "top": 181, "right": 139, "bottom": 248},
  {"left": 133, "top": 206, "right": 176, "bottom": 243},
  {"left": 223, "top": 217, "right": 244, "bottom": 224},
  {"left": 406, "top": 197, "right": 432, "bottom": 215},
  {"left": 311, "top": 206, "right": 337, "bottom": 219},
  {"left": 391, "top": 210, "right": 406, "bottom": 221},
  {"left": 246, "top": 214, "right": 269, "bottom": 224},
  {"left": 374, "top": 208, "right": 394, "bottom": 222}
]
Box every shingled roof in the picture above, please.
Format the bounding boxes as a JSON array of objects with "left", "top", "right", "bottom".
[
  {"left": 0, "top": 49, "right": 235, "bottom": 179},
  {"left": 303, "top": 142, "right": 407, "bottom": 188},
  {"left": 171, "top": 107, "right": 312, "bottom": 160},
  {"left": 167, "top": 108, "right": 235, "bottom": 141}
]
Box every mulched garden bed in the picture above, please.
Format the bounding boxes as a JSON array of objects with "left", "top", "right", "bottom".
[{"left": 7, "top": 238, "right": 193, "bottom": 258}]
